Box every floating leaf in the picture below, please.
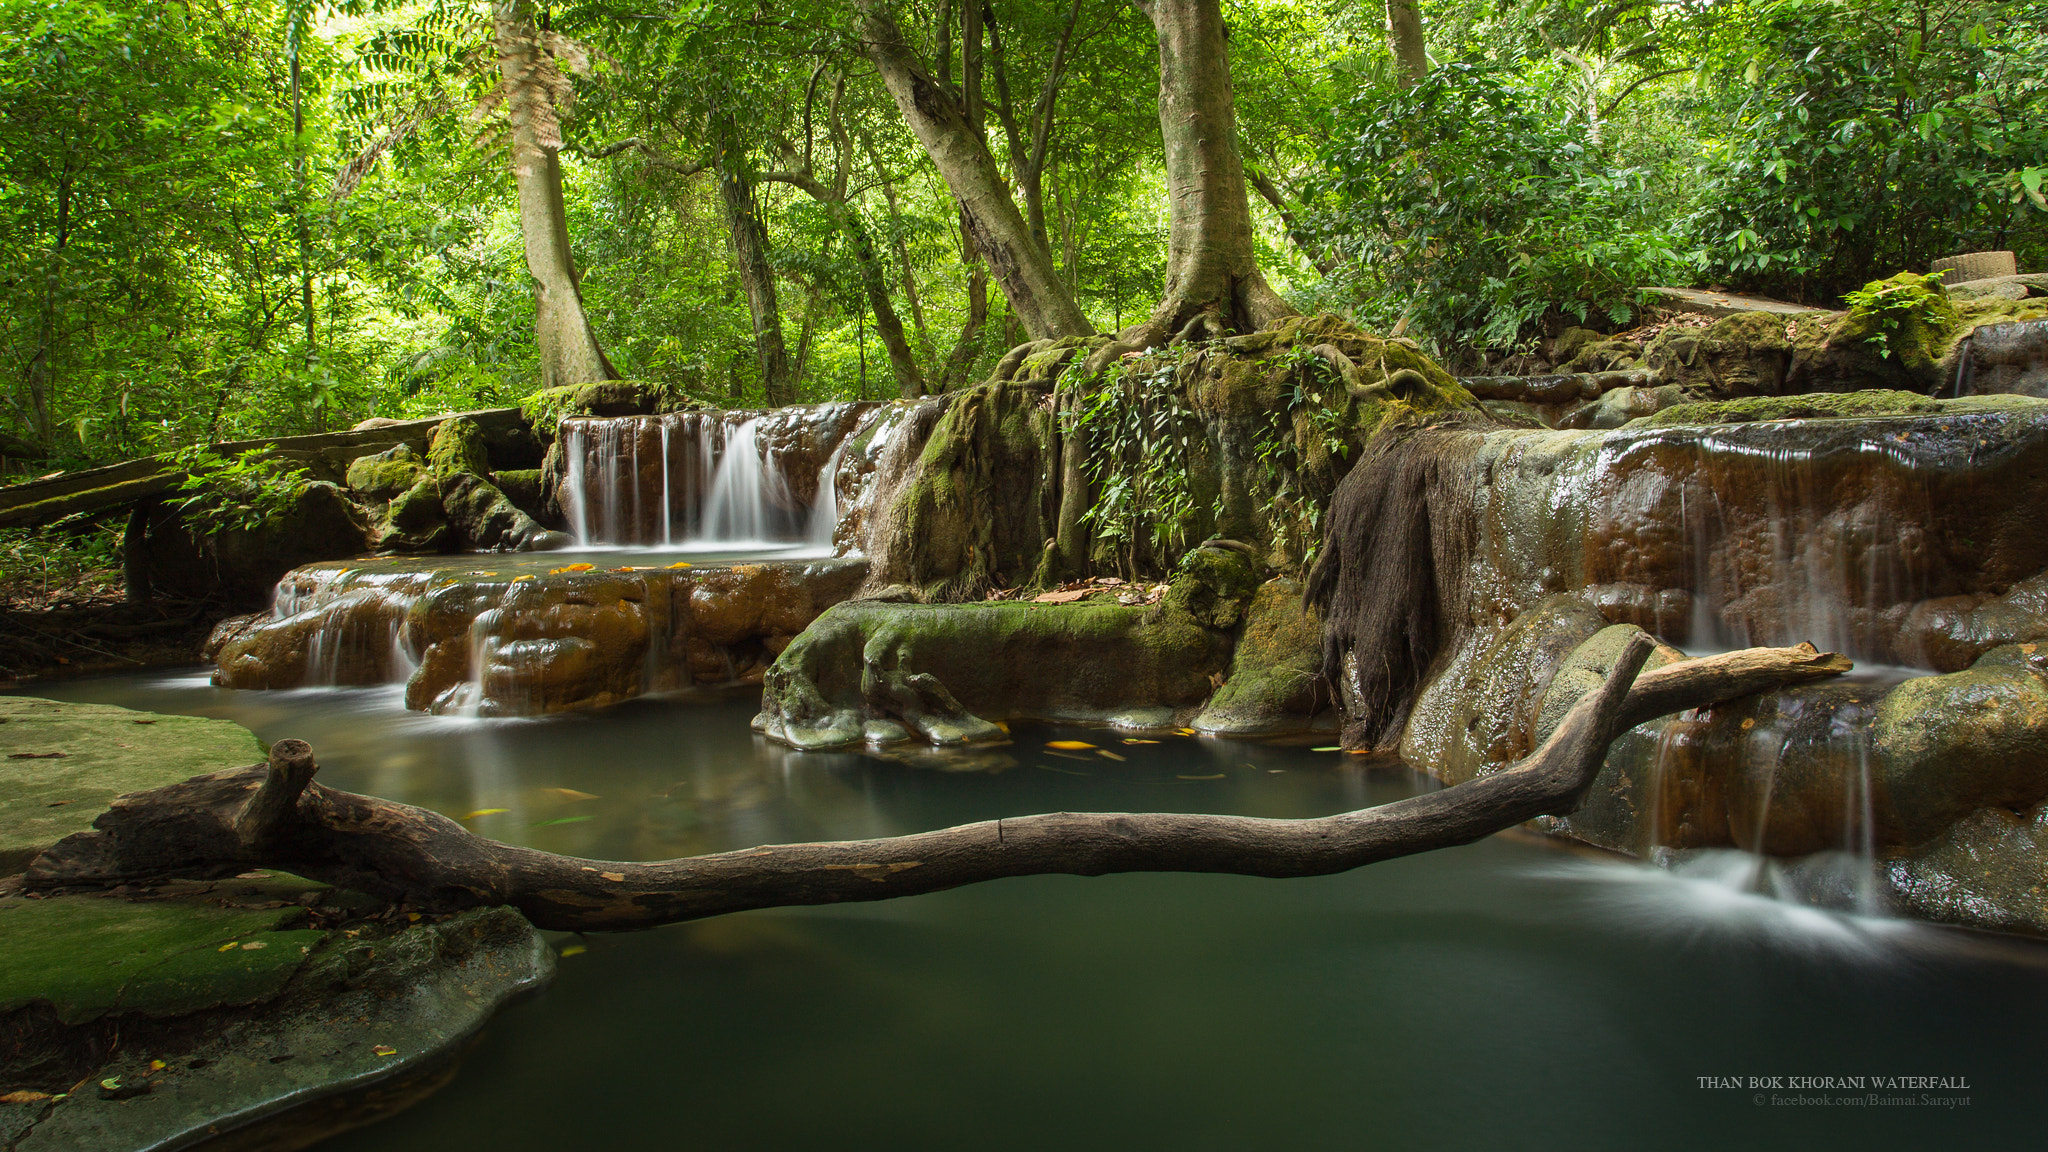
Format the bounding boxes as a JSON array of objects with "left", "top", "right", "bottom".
[
  {"left": 459, "top": 808, "right": 509, "bottom": 819},
  {"left": 532, "top": 815, "right": 594, "bottom": 827},
  {"left": 217, "top": 942, "right": 239, "bottom": 952},
  {"left": 1122, "top": 738, "right": 1159, "bottom": 745},
  {"left": 148, "top": 1060, "right": 166, "bottom": 1073},
  {"left": 540, "top": 788, "right": 599, "bottom": 801},
  {"left": 371, "top": 1045, "right": 398, "bottom": 1057},
  {"left": 559, "top": 944, "right": 588, "bottom": 957},
  {"left": 512, "top": 574, "right": 535, "bottom": 582},
  {"left": 1176, "top": 773, "right": 1225, "bottom": 780},
  {"left": 1311, "top": 746, "right": 1342, "bottom": 752},
  {"left": 1175, "top": 728, "right": 1197, "bottom": 736},
  {"left": 666, "top": 561, "right": 693, "bottom": 569},
  {"left": 0, "top": 1091, "right": 51, "bottom": 1104},
  {"left": 1046, "top": 740, "right": 1096, "bottom": 750},
  {"left": 548, "top": 563, "right": 596, "bottom": 574}
]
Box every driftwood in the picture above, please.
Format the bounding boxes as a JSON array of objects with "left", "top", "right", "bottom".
[{"left": 24, "top": 638, "right": 1849, "bottom": 932}]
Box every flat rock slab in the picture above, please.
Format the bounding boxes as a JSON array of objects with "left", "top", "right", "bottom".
[
  {"left": 3, "top": 906, "right": 552, "bottom": 1152},
  {"left": 1642, "top": 286, "right": 1827, "bottom": 318},
  {"left": 0, "top": 878, "right": 328, "bottom": 1025},
  {"left": 0, "top": 699, "right": 267, "bottom": 874}
]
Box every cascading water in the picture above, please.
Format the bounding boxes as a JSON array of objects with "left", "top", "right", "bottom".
[{"left": 557, "top": 403, "right": 884, "bottom": 550}]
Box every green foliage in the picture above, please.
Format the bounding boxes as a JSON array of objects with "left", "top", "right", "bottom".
[
  {"left": 1065, "top": 356, "right": 1206, "bottom": 578},
  {"left": 1842, "top": 271, "right": 1954, "bottom": 360},
  {"left": 170, "top": 447, "right": 311, "bottom": 536},
  {"left": 0, "top": 523, "right": 123, "bottom": 591},
  {"left": 1308, "top": 60, "right": 1683, "bottom": 357},
  {"left": 1689, "top": 0, "right": 2048, "bottom": 300}
]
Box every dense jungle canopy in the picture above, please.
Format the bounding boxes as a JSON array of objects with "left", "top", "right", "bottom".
[{"left": 3, "top": 0, "right": 2044, "bottom": 475}]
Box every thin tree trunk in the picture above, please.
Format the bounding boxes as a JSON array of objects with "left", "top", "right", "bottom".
[
  {"left": 1386, "top": 0, "right": 1428, "bottom": 88},
  {"left": 25, "top": 640, "right": 1852, "bottom": 931},
  {"left": 493, "top": 0, "right": 616, "bottom": 390},
  {"left": 941, "top": 212, "right": 990, "bottom": 390},
  {"left": 1086, "top": 0, "right": 1296, "bottom": 373},
  {"left": 856, "top": 0, "right": 1093, "bottom": 341},
  {"left": 716, "top": 140, "right": 795, "bottom": 406},
  {"left": 23, "top": 165, "right": 69, "bottom": 447}
]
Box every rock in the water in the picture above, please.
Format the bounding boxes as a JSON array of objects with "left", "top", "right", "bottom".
[
  {"left": 0, "top": 698, "right": 266, "bottom": 874},
  {"left": 1192, "top": 577, "right": 1327, "bottom": 735}
]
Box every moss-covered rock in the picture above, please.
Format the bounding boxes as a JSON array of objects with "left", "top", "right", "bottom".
[
  {"left": 1635, "top": 389, "right": 1943, "bottom": 427},
  {"left": 426, "top": 417, "right": 492, "bottom": 479},
  {"left": 0, "top": 698, "right": 265, "bottom": 874},
  {"left": 755, "top": 595, "right": 1235, "bottom": 749},
  {"left": 519, "top": 379, "right": 701, "bottom": 439},
  {"left": 1191, "top": 577, "right": 1326, "bottom": 735},
  {"left": 1644, "top": 311, "right": 1796, "bottom": 395},
  {"left": 344, "top": 444, "right": 427, "bottom": 502}
]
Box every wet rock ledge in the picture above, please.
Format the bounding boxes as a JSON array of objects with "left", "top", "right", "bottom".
[{"left": 1, "top": 698, "right": 550, "bottom": 1151}]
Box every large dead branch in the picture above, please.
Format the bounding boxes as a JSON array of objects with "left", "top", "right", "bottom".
[{"left": 24, "top": 638, "right": 1847, "bottom": 931}]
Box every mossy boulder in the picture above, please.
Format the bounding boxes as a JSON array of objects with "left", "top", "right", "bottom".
[
  {"left": 519, "top": 379, "right": 701, "bottom": 440},
  {"left": 1191, "top": 577, "right": 1327, "bottom": 735},
  {"left": 0, "top": 698, "right": 266, "bottom": 874},
  {"left": 1644, "top": 311, "right": 1796, "bottom": 395},
  {"left": 1635, "top": 389, "right": 1943, "bottom": 427},
  {"left": 427, "top": 416, "right": 493, "bottom": 479},
  {"left": 754, "top": 597, "right": 1233, "bottom": 748},
  {"left": 344, "top": 444, "right": 427, "bottom": 502}
]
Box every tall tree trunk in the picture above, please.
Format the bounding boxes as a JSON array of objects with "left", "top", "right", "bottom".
[
  {"left": 493, "top": 0, "right": 616, "bottom": 391},
  {"left": 1087, "top": 0, "right": 1296, "bottom": 371},
  {"left": 856, "top": 0, "right": 1093, "bottom": 342},
  {"left": 1385, "top": 0, "right": 1428, "bottom": 88},
  {"left": 716, "top": 142, "right": 795, "bottom": 406}
]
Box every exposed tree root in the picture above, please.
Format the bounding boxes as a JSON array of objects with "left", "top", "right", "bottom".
[{"left": 26, "top": 637, "right": 1846, "bottom": 932}]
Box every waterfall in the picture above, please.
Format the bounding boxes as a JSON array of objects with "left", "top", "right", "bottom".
[{"left": 557, "top": 403, "right": 883, "bottom": 550}]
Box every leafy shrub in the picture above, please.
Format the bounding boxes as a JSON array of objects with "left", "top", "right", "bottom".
[
  {"left": 170, "top": 448, "right": 311, "bottom": 536},
  {"left": 1689, "top": 0, "right": 2048, "bottom": 301},
  {"left": 1307, "top": 60, "right": 1682, "bottom": 356}
]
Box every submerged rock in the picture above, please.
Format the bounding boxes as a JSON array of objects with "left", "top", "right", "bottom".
[{"left": 1191, "top": 577, "right": 1328, "bottom": 735}]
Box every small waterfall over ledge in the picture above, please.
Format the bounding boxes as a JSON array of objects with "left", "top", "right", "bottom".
[{"left": 555, "top": 402, "right": 887, "bottom": 549}]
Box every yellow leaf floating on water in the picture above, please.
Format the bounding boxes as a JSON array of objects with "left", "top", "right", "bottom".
[
  {"left": 1046, "top": 740, "right": 1096, "bottom": 750},
  {"left": 1176, "top": 728, "right": 1197, "bottom": 736},
  {"left": 1122, "top": 738, "right": 1159, "bottom": 745},
  {"left": 1311, "top": 746, "right": 1342, "bottom": 752},
  {"left": 559, "top": 944, "right": 588, "bottom": 957},
  {"left": 149, "top": 1061, "right": 166, "bottom": 1073},
  {"left": 218, "top": 942, "right": 239, "bottom": 952},
  {"left": 541, "top": 788, "right": 599, "bottom": 801},
  {"left": 372, "top": 1045, "right": 397, "bottom": 1057},
  {"left": 459, "top": 808, "right": 509, "bottom": 819},
  {"left": 666, "top": 561, "right": 693, "bottom": 569},
  {"left": 512, "top": 574, "right": 535, "bottom": 582},
  {"left": 548, "top": 563, "right": 596, "bottom": 574}
]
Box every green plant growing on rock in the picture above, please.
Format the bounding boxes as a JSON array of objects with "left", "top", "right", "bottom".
[
  {"left": 1842, "top": 272, "right": 1956, "bottom": 362},
  {"left": 1066, "top": 356, "right": 1209, "bottom": 580},
  {"left": 170, "top": 448, "right": 312, "bottom": 537}
]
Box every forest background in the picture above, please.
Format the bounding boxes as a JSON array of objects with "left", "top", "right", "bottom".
[{"left": 3, "top": 0, "right": 2043, "bottom": 481}]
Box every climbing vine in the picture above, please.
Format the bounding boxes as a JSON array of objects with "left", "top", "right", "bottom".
[{"left": 1063, "top": 354, "right": 1209, "bottom": 579}]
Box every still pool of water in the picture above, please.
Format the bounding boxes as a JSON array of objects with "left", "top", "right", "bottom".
[{"left": 19, "top": 670, "right": 2048, "bottom": 1150}]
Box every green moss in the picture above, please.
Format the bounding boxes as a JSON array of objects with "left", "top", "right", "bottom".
[
  {"left": 518, "top": 379, "right": 701, "bottom": 433},
  {"left": 1639, "top": 390, "right": 1943, "bottom": 427},
  {"left": 0, "top": 878, "right": 330, "bottom": 1024},
  {"left": 427, "top": 416, "right": 491, "bottom": 478},
  {"left": 343, "top": 445, "right": 426, "bottom": 501},
  {"left": 1836, "top": 272, "right": 1962, "bottom": 375},
  {"left": 0, "top": 698, "right": 267, "bottom": 874},
  {"left": 1163, "top": 543, "right": 1261, "bottom": 628}
]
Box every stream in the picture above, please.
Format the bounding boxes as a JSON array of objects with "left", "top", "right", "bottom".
[{"left": 15, "top": 670, "right": 2047, "bottom": 1148}]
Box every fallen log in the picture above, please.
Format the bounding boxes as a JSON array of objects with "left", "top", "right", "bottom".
[{"left": 24, "top": 638, "right": 1848, "bottom": 931}]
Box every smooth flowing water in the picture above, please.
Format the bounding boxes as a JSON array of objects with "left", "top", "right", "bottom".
[{"left": 18, "top": 672, "right": 2046, "bottom": 1150}]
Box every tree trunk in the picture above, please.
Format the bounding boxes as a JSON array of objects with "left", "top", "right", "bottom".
[
  {"left": 716, "top": 142, "right": 796, "bottom": 406},
  {"left": 1385, "top": 0, "right": 1428, "bottom": 88},
  {"left": 24, "top": 641, "right": 1854, "bottom": 932},
  {"left": 23, "top": 164, "right": 69, "bottom": 447},
  {"left": 857, "top": 0, "right": 1094, "bottom": 342},
  {"left": 493, "top": 0, "right": 616, "bottom": 391},
  {"left": 1086, "top": 0, "right": 1297, "bottom": 373}
]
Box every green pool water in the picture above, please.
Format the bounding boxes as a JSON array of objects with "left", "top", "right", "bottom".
[{"left": 19, "top": 671, "right": 2044, "bottom": 1150}]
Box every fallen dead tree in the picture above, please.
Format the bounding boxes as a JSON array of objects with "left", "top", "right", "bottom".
[{"left": 24, "top": 636, "right": 1850, "bottom": 931}]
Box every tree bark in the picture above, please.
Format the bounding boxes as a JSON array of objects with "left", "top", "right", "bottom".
[
  {"left": 716, "top": 140, "right": 796, "bottom": 406},
  {"left": 856, "top": 0, "right": 1094, "bottom": 342},
  {"left": 493, "top": 0, "right": 617, "bottom": 391},
  {"left": 25, "top": 640, "right": 1850, "bottom": 932},
  {"left": 1085, "top": 0, "right": 1297, "bottom": 374},
  {"left": 1385, "top": 0, "right": 1428, "bottom": 88}
]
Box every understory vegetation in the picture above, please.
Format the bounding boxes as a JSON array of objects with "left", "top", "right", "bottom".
[{"left": 3, "top": 0, "right": 2042, "bottom": 475}]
